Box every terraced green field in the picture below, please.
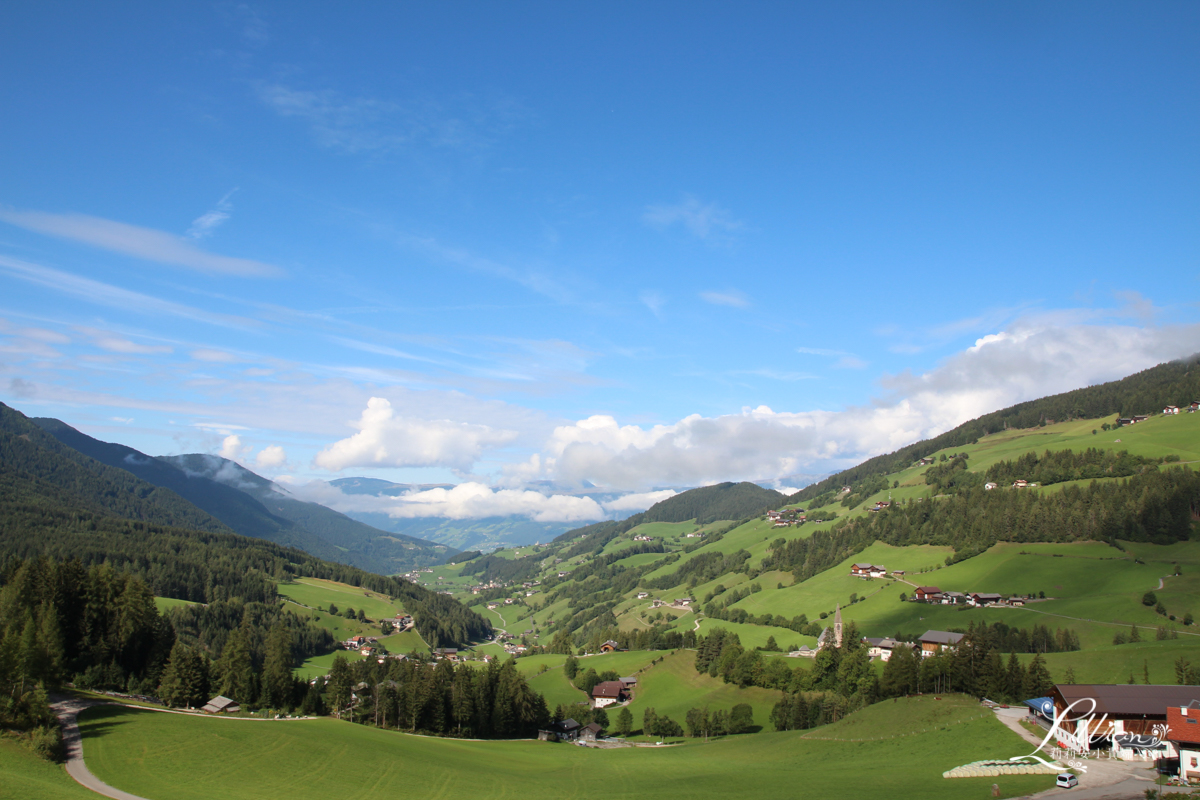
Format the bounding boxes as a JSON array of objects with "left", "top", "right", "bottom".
[{"left": 77, "top": 694, "right": 1052, "bottom": 800}]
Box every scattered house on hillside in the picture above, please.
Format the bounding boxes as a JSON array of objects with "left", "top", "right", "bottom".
[
  {"left": 619, "top": 677, "right": 638, "bottom": 690},
  {"left": 790, "top": 645, "right": 817, "bottom": 658},
  {"left": 599, "top": 640, "right": 620, "bottom": 653},
  {"left": 487, "top": 603, "right": 498, "bottom": 610},
  {"left": 504, "top": 598, "right": 515, "bottom": 605},
  {"left": 201, "top": 695, "right": 240, "bottom": 714},
  {"left": 1168, "top": 700, "right": 1200, "bottom": 782},
  {"left": 1165, "top": 405, "right": 1181, "bottom": 415},
  {"left": 344, "top": 635, "right": 367, "bottom": 649},
  {"left": 433, "top": 648, "right": 459, "bottom": 661},
  {"left": 580, "top": 722, "right": 604, "bottom": 742},
  {"left": 840, "top": 486, "right": 852, "bottom": 494},
  {"left": 1012, "top": 479, "right": 1029, "bottom": 488},
  {"left": 671, "top": 598, "right": 692, "bottom": 608},
  {"left": 591, "top": 681, "right": 629, "bottom": 709},
  {"left": 636, "top": 592, "right": 649, "bottom": 599},
  {"left": 918, "top": 630, "right": 964, "bottom": 657},
  {"left": 1008, "top": 596, "right": 1026, "bottom": 606},
  {"left": 1190, "top": 401, "right": 1200, "bottom": 413},
  {"left": 891, "top": 569, "right": 905, "bottom": 577},
  {"left": 633, "top": 535, "right": 652, "bottom": 542},
  {"left": 651, "top": 599, "right": 665, "bottom": 608},
  {"left": 539, "top": 718, "right": 582, "bottom": 742},
  {"left": 940, "top": 591, "right": 967, "bottom": 605},
  {"left": 968, "top": 592, "right": 1003, "bottom": 607},
  {"left": 913, "top": 586, "right": 941, "bottom": 602},
  {"left": 850, "top": 563, "right": 886, "bottom": 578},
  {"left": 861, "top": 637, "right": 908, "bottom": 662},
  {"left": 984, "top": 482, "right": 999, "bottom": 491},
  {"left": 558, "top": 571, "right": 569, "bottom": 578},
  {"left": 1048, "top": 684, "right": 1200, "bottom": 760},
  {"left": 917, "top": 457, "right": 934, "bottom": 466},
  {"left": 685, "top": 532, "right": 703, "bottom": 538}
]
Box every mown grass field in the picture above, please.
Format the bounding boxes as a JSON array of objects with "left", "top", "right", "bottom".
[
  {"left": 153, "top": 596, "right": 199, "bottom": 613},
  {"left": 76, "top": 695, "right": 1053, "bottom": 800},
  {"left": 277, "top": 577, "right": 405, "bottom": 620},
  {"left": 0, "top": 739, "right": 95, "bottom": 800}
]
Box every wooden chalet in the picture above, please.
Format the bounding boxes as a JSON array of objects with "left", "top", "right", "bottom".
[
  {"left": 580, "top": 722, "right": 604, "bottom": 742},
  {"left": 599, "top": 640, "right": 620, "bottom": 653},
  {"left": 913, "top": 586, "right": 941, "bottom": 602},
  {"left": 850, "top": 563, "right": 886, "bottom": 578},
  {"left": 968, "top": 592, "right": 1003, "bottom": 607},
  {"left": 201, "top": 695, "right": 240, "bottom": 714},
  {"left": 918, "top": 630, "right": 964, "bottom": 657}
]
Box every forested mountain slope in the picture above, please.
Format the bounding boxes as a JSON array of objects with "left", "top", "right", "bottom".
[
  {"left": 30, "top": 417, "right": 451, "bottom": 573},
  {"left": 0, "top": 403, "right": 490, "bottom": 647}
]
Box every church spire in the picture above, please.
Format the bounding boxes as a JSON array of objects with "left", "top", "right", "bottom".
[{"left": 834, "top": 604, "right": 843, "bottom": 648}]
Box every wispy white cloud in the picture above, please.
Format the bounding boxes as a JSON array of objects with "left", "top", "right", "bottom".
[
  {"left": 257, "top": 82, "right": 517, "bottom": 154},
  {"left": 639, "top": 290, "right": 665, "bottom": 317},
  {"left": 190, "top": 348, "right": 240, "bottom": 363},
  {"left": 0, "top": 256, "right": 261, "bottom": 331},
  {"left": 0, "top": 208, "right": 282, "bottom": 277},
  {"left": 187, "top": 188, "right": 238, "bottom": 240},
  {"left": 644, "top": 195, "right": 742, "bottom": 239},
  {"left": 796, "top": 346, "right": 867, "bottom": 370},
  {"left": 700, "top": 290, "right": 750, "bottom": 308}
]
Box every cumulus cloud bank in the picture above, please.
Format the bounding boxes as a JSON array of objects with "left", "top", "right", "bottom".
[
  {"left": 314, "top": 397, "right": 519, "bottom": 472},
  {"left": 511, "top": 319, "right": 1200, "bottom": 491}
]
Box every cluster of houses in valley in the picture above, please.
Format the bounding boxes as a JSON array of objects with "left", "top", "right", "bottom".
[
  {"left": 767, "top": 509, "right": 806, "bottom": 528},
  {"left": 911, "top": 586, "right": 1028, "bottom": 608}
]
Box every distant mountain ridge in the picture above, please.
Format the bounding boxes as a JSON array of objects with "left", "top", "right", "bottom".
[{"left": 30, "top": 417, "right": 452, "bottom": 573}]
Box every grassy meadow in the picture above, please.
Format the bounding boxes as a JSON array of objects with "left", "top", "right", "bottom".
[
  {"left": 0, "top": 739, "right": 95, "bottom": 800},
  {"left": 76, "top": 695, "right": 1054, "bottom": 800}
]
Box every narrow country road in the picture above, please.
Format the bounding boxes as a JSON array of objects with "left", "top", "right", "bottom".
[{"left": 52, "top": 697, "right": 150, "bottom": 800}]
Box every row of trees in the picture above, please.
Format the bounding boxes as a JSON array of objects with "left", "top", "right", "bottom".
[{"left": 324, "top": 654, "right": 549, "bottom": 738}]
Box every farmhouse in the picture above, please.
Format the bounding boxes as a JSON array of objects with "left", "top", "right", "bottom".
[
  {"left": 1165, "top": 405, "right": 1181, "bottom": 415},
  {"left": 1012, "top": 479, "right": 1029, "bottom": 488},
  {"left": 591, "top": 680, "right": 628, "bottom": 709},
  {"left": 432, "top": 648, "right": 459, "bottom": 660},
  {"left": 580, "top": 722, "right": 604, "bottom": 742},
  {"left": 850, "top": 563, "right": 886, "bottom": 578},
  {"left": 861, "top": 637, "right": 905, "bottom": 661},
  {"left": 1047, "top": 684, "right": 1200, "bottom": 760},
  {"left": 636, "top": 592, "right": 649, "bottom": 599},
  {"left": 633, "top": 535, "right": 652, "bottom": 542},
  {"left": 984, "top": 482, "right": 998, "bottom": 490},
  {"left": 539, "top": 718, "right": 582, "bottom": 742},
  {"left": 968, "top": 592, "right": 1003, "bottom": 607},
  {"left": 201, "top": 695, "right": 240, "bottom": 714},
  {"left": 918, "top": 630, "right": 964, "bottom": 657},
  {"left": 619, "top": 677, "right": 638, "bottom": 690},
  {"left": 940, "top": 591, "right": 967, "bottom": 605},
  {"left": 913, "top": 586, "right": 941, "bottom": 602},
  {"left": 599, "top": 640, "right": 620, "bottom": 653},
  {"left": 1168, "top": 701, "right": 1200, "bottom": 783},
  {"left": 1191, "top": 401, "right": 1200, "bottom": 412}
]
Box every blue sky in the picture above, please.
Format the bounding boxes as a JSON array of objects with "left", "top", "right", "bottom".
[{"left": 2, "top": 2, "right": 1198, "bottom": 521}]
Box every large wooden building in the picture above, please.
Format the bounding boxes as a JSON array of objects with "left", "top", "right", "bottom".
[{"left": 1048, "top": 684, "right": 1200, "bottom": 761}]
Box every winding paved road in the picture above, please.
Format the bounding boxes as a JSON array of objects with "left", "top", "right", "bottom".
[{"left": 52, "top": 697, "right": 150, "bottom": 800}]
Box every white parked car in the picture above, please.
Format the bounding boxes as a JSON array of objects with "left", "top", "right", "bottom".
[{"left": 1056, "top": 773, "right": 1078, "bottom": 788}]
